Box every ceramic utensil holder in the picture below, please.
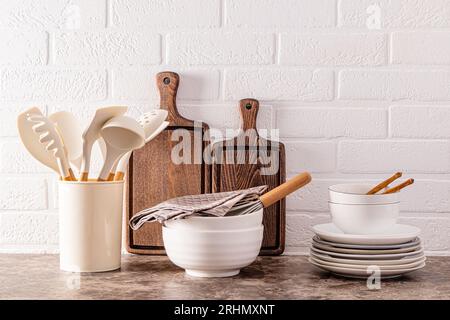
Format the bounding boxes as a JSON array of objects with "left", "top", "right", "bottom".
[{"left": 58, "top": 180, "right": 124, "bottom": 272}]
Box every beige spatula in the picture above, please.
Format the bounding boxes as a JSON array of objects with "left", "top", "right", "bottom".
[
  {"left": 80, "top": 106, "right": 127, "bottom": 181},
  {"left": 113, "top": 120, "right": 169, "bottom": 181},
  {"left": 98, "top": 110, "right": 169, "bottom": 181},
  {"left": 17, "top": 107, "right": 74, "bottom": 179},
  {"left": 97, "top": 115, "right": 145, "bottom": 181},
  {"left": 49, "top": 111, "right": 83, "bottom": 175},
  {"left": 27, "top": 113, "right": 75, "bottom": 181},
  {"left": 113, "top": 110, "right": 169, "bottom": 181}
]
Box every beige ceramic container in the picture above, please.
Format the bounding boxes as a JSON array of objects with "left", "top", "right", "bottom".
[{"left": 58, "top": 180, "right": 124, "bottom": 272}]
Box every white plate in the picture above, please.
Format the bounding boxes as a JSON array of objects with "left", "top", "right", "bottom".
[
  {"left": 309, "top": 258, "right": 425, "bottom": 278},
  {"left": 309, "top": 256, "right": 426, "bottom": 270},
  {"left": 312, "top": 223, "right": 421, "bottom": 245},
  {"left": 311, "top": 246, "right": 423, "bottom": 260},
  {"left": 313, "top": 235, "right": 420, "bottom": 250},
  {"left": 310, "top": 251, "right": 426, "bottom": 266},
  {"left": 312, "top": 241, "right": 421, "bottom": 255}
]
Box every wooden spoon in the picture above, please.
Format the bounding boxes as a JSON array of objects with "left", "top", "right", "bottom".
[
  {"left": 382, "top": 178, "right": 414, "bottom": 194},
  {"left": 366, "top": 172, "right": 402, "bottom": 195}
]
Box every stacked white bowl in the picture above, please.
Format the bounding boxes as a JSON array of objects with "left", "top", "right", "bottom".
[
  {"left": 309, "top": 183, "right": 425, "bottom": 279},
  {"left": 329, "top": 183, "right": 400, "bottom": 234},
  {"left": 163, "top": 209, "right": 264, "bottom": 278}
]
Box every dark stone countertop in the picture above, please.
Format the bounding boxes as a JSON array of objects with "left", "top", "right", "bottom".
[{"left": 0, "top": 254, "right": 449, "bottom": 300}]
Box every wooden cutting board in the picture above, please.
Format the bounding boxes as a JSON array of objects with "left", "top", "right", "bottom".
[
  {"left": 211, "top": 99, "right": 286, "bottom": 255},
  {"left": 126, "top": 71, "right": 211, "bottom": 254}
]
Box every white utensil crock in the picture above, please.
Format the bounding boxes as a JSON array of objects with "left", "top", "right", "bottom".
[{"left": 58, "top": 180, "right": 124, "bottom": 272}]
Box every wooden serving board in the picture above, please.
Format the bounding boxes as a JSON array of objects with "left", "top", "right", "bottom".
[
  {"left": 211, "top": 99, "right": 286, "bottom": 255},
  {"left": 126, "top": 71, "right": 210, "bottom": 254}
]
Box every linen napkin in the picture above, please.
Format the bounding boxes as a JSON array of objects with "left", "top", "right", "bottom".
[{"left": 129, "top": 185, "right": 268, "bottom": 230}]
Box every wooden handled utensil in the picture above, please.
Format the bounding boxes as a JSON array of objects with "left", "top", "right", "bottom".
[
  {"left": 130, "top": 172, "right": 312, "bottom": 229},
  {"left": 113, "top": 110, "right": 169, "bottom": 181},
  {"left": 366, "top": 172, "right": 402, "bottom": 195},
  {"left": 27, "top": 114, "right": 75, "bottom": 181},
  {"left": 227, "top": 172, "right": 312, "bottom": 215},
  {"left": 49, "top": 111, "right": 83, "bottom": 175},
  {"left": 80, "top": 106, "right": 128, "bottom": 181},
  {"left": 382, "top": 178, "right": 414, "bottom": 194},
  {"left": 97, "top": 115, "right": 145, "bottom": 181},
  {"left": 260, "top": 172, "right": 311, "bottom": 208},
  {"left": 18, "top": 107, "right": 69, "bottom": 178}
]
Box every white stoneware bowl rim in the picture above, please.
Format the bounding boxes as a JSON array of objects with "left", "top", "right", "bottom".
[
  {"left": 329, "top": 183, "right": 390, "bottom": 195},
  {"left": 177, "top": 208, "right": 262, "bottom": 221},
  {"left": 329, "top": 183, "right": 399, "bottom": 204},
  {"left": 328, "top": 201, "right": 400, "bottom": 206},
  {"left": 163, "top": 225, "right": 263, "bottom": 233},
  {"left": 164, "top": 208, "right": 263, "bottom": 231}
]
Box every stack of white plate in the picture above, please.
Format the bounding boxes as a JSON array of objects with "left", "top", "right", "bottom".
[{"left": 309, "top": 223, "right": 426, "bottom": 279}]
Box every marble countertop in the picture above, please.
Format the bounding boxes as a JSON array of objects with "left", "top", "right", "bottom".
[{"left": 1, "top": 254, "right": 449, "bottom": 300}]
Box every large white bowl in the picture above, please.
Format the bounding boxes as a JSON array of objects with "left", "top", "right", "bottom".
[
  {"left": 164, "top": 209, "right": 263, "bottom": 231},
  {"left": 329, "top": 183, "right": 399, "bottom": 204},
  {"left": 163, "top": 225, "right": 263, "bottom": 278},
  {"left": 329, "top": 202, "right": 399, "bottom": 235}
]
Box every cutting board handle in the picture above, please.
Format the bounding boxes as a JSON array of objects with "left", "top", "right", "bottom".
[
  {"left": 239, "top": 98, "right": 259, "bottom": 132},
  {"left": 156, "top": 71, "right": 181, "bottom": 124},
  {"left": 260, "top": 172, "right": 311, "bottom": 208}
]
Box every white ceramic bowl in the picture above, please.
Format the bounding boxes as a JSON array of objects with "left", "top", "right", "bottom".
[
  {"left": 164, "top": 209, "right": 263, "bottom": 231},
  {"left": 163, "top": 225, "right": 263, "bottom": 278},
  {"left": 329, "top": 183, "right": 399, "bottom": 204},
  {"left": 329, "top": 202, "right": 399, "bottom": 235}
]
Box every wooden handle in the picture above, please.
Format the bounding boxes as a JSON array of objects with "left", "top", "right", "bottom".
[
  {"left": 239, "top": 98, "right": 259, "bottom": 132},
  {"left": 156, "top": 71, "right": 180, "bottom": 124},
  {"left": 107, "top": 172, "right": 115, "bottom": 181},
  {"left": 62, "top": 175, "right": 73, "bottom": 181},
  {"left": 260, "top": 172, "right": 311, "bottom": 208},
  {"left": 80, "top": 172, "right": 88, "bottom": 181},
  {"left": 382, "top": 178, "right": 414, "bottom": 194},
  {"left": 114, "top": 171, "right": 125, "bottom": 181},
  {"left": 68, "top": 168, "right": 77, "bottom": 181},
  {"left": 366, "top": 172, "right": 402, "bottom": 195}
]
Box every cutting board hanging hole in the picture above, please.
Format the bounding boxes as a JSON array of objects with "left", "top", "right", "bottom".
[
  {"left": 240, "top": 99, "right": 259, "bottom": 132},
  {"left": 163, "top": 77, "right": 170, "bottom": 85}
]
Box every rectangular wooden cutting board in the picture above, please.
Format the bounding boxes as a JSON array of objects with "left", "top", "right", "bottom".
[
  {"left": 211, "top": 99, "right": 286, "bottom": 255},
  {"left": 126, "top": 71, "right": 210, "bottom": 254}
]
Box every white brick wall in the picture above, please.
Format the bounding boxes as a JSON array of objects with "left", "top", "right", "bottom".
[
  {"left": 338, "top": 141, "right": 450, "bottom": 173},
  {"left": 1, "top": 69, "right": 107, "bottom": 101},
  {"left": 54, "top": 31, "right": 162, "bottom": 66},
  {"left": 0, "top": 30, "right": 48, "bottom": 65},
  {"left": 224, "top": 68, "right": 334, "bottom": 100},
  {"left": 167, "top": 32, "right": 275, "bottom": 65},
  {"left": 279, "top": 33, "right": 387, "bottom": 66},
  {"left": 1, "top": 0, "right": 450, "bottom": 255},
  {"left": 226, "top": 0, "right": 336, "bottom": 28},
  {"left": 338, "top": 70, "right": 450, "bottom": 101},
  {"left": 338, "top": 0, "right": 450, "bottom": 28},
  {"left": 111, "top": 0, "right": 220, "bottom": 28},
  {"left": 391, "top": 32, "right": 450, "bottom": 65}
]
